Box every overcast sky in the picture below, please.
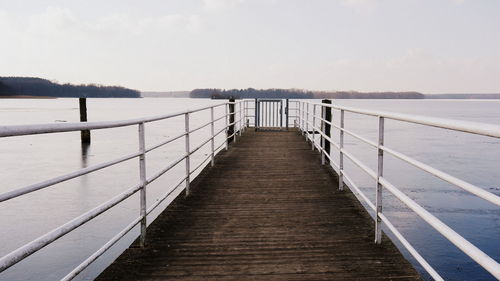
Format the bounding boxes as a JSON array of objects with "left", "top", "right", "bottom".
[{"left": 0, "top": 0, "right": 499, "bottom": 93}]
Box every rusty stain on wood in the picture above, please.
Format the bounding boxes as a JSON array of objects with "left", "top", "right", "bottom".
[{"left": 97, "top": 129, "right": 422, "bottom": 281}]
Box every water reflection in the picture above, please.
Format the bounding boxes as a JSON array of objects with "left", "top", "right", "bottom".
[
  {"left": 78, "top": 142, "right": 91, "bottom": 204},
  {"left": 81, "top": 143, "right": 91, "bottom": 169}
]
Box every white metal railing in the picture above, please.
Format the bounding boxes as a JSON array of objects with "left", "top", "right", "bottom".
[
  {"left": 0, "top": 100, "right": 247, "bottom": 280},
  {"left": 4, "top": 98, "right": 497, "bottom": 280},
  {"left": 297, "top": 100, "right": 500, "bottom": 281}
]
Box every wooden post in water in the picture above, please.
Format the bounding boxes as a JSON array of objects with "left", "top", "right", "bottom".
[
  {"left": 321, "top": 99, "right": 332, "bottom": 164},
  {"left": 79, "top": 98, "right": 91, "bottom": 143},
  {"left": 228, "top": 98, "right": 235, "bottom": 144}
]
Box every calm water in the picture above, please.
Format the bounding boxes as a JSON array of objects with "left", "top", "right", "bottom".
[{"left": 0, "top": 98, "right": 499, "bottom": 281}]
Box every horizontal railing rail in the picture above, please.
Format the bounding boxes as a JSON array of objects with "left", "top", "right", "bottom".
[
  {"left": 325, "top": 104, "right": 500, "bottom": 138},
  {"left": 297, "top": 100, "right": 500, "bottom": 281},
  {"left": 0, "top": 104, "right": 229, "bottom": 138},
  {"left": 4, "top": 98, "right": 497, "bottom": 280},
  {"left": 0, "top": 100, "right": 247, "bottom": 280}
]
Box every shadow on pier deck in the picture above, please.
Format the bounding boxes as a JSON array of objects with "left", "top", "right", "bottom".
[{"left": 97, "top": 129, "right": 421, "bottom": 281}]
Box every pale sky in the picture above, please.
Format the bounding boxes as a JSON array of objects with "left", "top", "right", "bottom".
[{"left": 0, "top": 0, "right": 499, "bottom": 93}]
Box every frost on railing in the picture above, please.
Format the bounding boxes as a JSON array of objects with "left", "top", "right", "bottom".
[
  {"left": 0, "top": 101, "right": 248, "bottom": 280},
  {"left": 297, "top": 100, "right": 500, "bottom": 281},
  {"left": 2, "top": 99, "right": 499, "bottom": 281}
]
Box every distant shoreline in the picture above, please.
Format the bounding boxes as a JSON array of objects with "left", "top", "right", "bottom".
[
  {"left": 3, "top": 93, "right": 500, "bottom": 100},
  {"left": 3, "top": 95, "right": 500, "bottom": 100},
  {"left": 186, "top": 89, "right": 500, "bottom": 99},
  {"left": 0, "top": 95, "right": 57, "bottom": 99},
  {"left": 0, "top": 77, "right": 141, "bottom": 98}
]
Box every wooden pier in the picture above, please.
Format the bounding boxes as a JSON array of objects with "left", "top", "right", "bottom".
[{"left": 97, "top": 128, "right": 421, "bottom": 281}]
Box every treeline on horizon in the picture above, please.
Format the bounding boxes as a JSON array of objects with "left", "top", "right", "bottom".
[
  {"left": 0, "top": 77, "right": 140, "bottom": 98},
  {"left": 190, "top": 88, "right": 315, "bottom": 99},
  {"left": 190, "top": 88, "right": 425, "bottom": 99}
]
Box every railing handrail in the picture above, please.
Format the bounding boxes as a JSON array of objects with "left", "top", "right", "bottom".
[
  {"left": 0, "top": 102, "right": 243, "bottom": 138},
  {"left": 2, "top": 98, "right": 498, "bottom": 280},
  {"left": 297, "top": 100, "right": 500, "bottom": 280},
  {"left": 305, "top": 101, "right": 500, "bottom": 206},
  {"left": 0, "top": 100, "right": 247, "bottom": 280},
  {"left": 308, "top": 102, "right": 500, "bottom": 139}
]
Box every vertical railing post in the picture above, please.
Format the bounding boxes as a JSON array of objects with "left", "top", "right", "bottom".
[
  {"left": 138, "top": 122, "right": 147, "bottom": 248},
  {"left": 272, "top": 101, "right": 275, "bottom": 127},
  {"left": 210, "top": 107, "right": 215, "bottom": 166},
  {"left": 305, "top": 103, "right": 309, "bottom": 141},
  {"left": 247, "top": 100, "right": 250, "bottom": 129},
  {"left": 320, "top": 105, "right": 325, "bottom": 165},
  {"left": 243, "top": 100, "right": 247, "bottom": 133},
  {"left": 228, "top": 99, "right": 235, "bottom": 144},
  {"left": 301, "top": 102, "right": 306, "bottom": 135},
  {"left": 265, "top": 101, "right": 267, "bottom": 127},
  {"left": 279, "top": 100, "right": 283, "bottom": 129},
  {"left": 265, "top": 100, "right": 267, "bottom": 127},
  {"left": 298, "top": 102, "right": 302, "bottom": 132},
  {"left": 375, "top": 116, "right": 385, "bottom": 244},
  {"left": 285, "top": 99, "right": 289, "bottom": 130},
  {"left": 322, "top": 100, "right": 332, "bottom": 165},
  {"left": 268, "top": 101, "right": 271, "bottom": 127},
  {"left": 297, "top": 101, "right": 304, "bottom": 134},
  {"left": 239, "top": 101, "right": 243, "bottom": 136},
  {"left": 312, "top": 104, "right": 316, "bottom": 150},
  {"left": 274, "top": 101, "right": 277, "bottom": 129},
  {"left": 255, "top": 99, "right": 258, "bottom": 130},
  {"left": 295, "top": 101, "right": 298, "bottom": 128},
  {"left": 184, "top": 113, "right": 191, "bottom": 197},
  {"left": 299, "top": 102, "right": 302, "bottom": 133},
  {"left": 339, "top": 109, "right": 344, "bottom": 190},
  {"left": 294, "top": 101, "right": 297, "bottom": 128},
  {"left": 225, "top": 104, "right": 229, "bottom": 150}
]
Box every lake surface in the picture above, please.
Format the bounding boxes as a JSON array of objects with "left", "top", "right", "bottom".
[{"left": 0, "top": 98, "right": 498, "bottom": 281}]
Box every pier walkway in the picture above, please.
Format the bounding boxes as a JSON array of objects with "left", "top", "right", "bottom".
[
  {"left": 97, "top": 129, "right": 421, "bottom": 281},
  {"left": 3, "top": 99, "right": 498, "bottom": 280}
]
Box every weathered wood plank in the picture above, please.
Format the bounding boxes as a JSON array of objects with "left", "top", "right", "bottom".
[{"left": 97, "top": 129, "right": 421, "bottom": 281}]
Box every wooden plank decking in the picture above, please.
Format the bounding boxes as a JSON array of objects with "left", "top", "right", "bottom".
[{"left": 97, "top": 129, "right": 421, "bottom": 281}]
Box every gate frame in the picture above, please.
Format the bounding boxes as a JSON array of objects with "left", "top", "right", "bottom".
[{"left": 255, "top": 99, "right": 289, "bottom": 131}]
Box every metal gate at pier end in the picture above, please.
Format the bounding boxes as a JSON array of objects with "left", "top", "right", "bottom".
[{"left": 255, "top": 99, "right": 289, "bottom": 131}]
